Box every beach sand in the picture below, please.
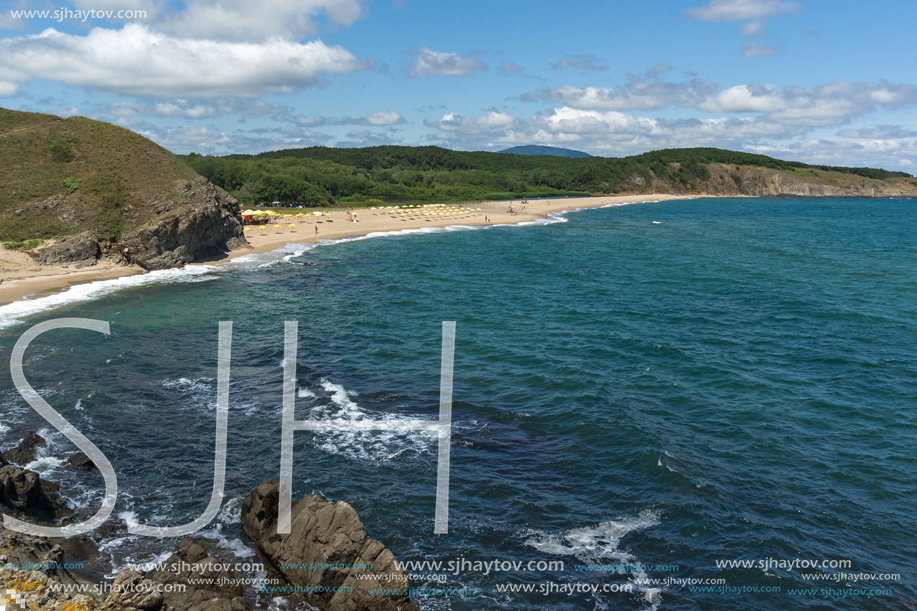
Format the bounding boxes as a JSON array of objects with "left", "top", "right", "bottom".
[{"left": 0, "top": 194, "right": 687, "bottom": 306}]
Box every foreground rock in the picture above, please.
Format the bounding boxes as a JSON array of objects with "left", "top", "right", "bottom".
[
  {"left": 35, "top": 231, "right": 101, "bottom": 267},
  {"left": 0, "top": 566, "right": 97, "bottom": 611},
  {"left": 242, "top": 480, "right": 420, "bottom": 611},
  {"left": 102, "top": 538, "right": 251, "bottom": 611},
  {"left": 2, "top": 431, "right": 47, "bottom": 465},
  {"left": 0, "top": 463, "right": 70, "bottom": 527},
  {"left": 0, "top": 435, "right": 98, "bottom": 593},
  {"left": 120, "top": 177, "right": 248, "bottom": 270}
]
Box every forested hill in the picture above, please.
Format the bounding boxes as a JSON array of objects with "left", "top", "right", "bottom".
[{"left": 184, "top": 145, "right": 917, "bottom": 207}]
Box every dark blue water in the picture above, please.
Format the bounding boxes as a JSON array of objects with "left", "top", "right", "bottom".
[{"left": 1, "top": 198, "right": 915, "bottom": 610}]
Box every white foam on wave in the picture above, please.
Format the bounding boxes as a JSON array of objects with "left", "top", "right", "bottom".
[
  {"left": 523, "top": 509, "right": 662, "bottom": 607},
  {"left": 195, "top": 495, "right": 256, "bottom": 561},
  {"left": 161, "top": 376, "right": 217, "bottom": 412},
  {"left": 304, "top": 379, "right": 437, "bottom": 462},
  {"left": 0, "top": 265, "right": 217, "bottom": 330},
  {"left": 320, "top": 224, "right": 480, "bottom": 247},
  {"left": 24, "top": 455, "right": 65, "bottom": 475}
]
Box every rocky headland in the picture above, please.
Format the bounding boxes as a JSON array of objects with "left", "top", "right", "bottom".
[{"left": 0, "top": 432, "right": 422, "bottom": 611}]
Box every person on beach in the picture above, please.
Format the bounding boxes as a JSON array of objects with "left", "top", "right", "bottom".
[{"left": 315, "top": 226, "right": 318, "bottom": 235}]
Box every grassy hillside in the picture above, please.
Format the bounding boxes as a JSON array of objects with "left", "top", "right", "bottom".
[
  {"left": 0, "top": 108, "right": 198, "bottom": 244},
  {"left": 184, "top": 145, "right": 916, "bottom": 207}
]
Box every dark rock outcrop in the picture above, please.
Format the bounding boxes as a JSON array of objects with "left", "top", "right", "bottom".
[
  {"left": 0, "top": 464, "right": 69, "bottom": 525},
  {"left": 242, "top": 480, "right": 420, "bottom": 611},
  {"left": 66, "top": 452, "right": 94, "bottom": 470},
  {"left": 120, "top": 177, "right": 248, "bottom": 270},
  {"left": 2, "top": 430, "right": 47, "bottom": 465},
  {"left": 0, "top": 434, "right": 96, "bottom": 593},
  {"left": 103, "top": 538, "right": 251, "bottom": 611},
  {"left": 35, "top": 231, "right": 101, "bottom": 267}
]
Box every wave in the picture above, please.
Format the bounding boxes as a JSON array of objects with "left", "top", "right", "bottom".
[
  {"left": 523, "top": 510, "right": 663, "bottom": 607},
  {"left": 301, "top": 378, "right": 438, "bottom": 463},
  {"left": 0, "top": 266, "right": 217, "bottom": 330},
  {"left": 0, "top": 198, "right": 662, "bottom": 328}
]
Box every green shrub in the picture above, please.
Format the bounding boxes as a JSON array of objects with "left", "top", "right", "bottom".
[
  {"left": 2, "top": 238, "right": 45, "bottom": 251},
  {"left": 64, "top": 176, "right": 82, "bottom": 193}
]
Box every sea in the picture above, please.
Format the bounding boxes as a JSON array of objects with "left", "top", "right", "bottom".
[{"left": 0, "top": 197, "right": 914, "bottom": 610}]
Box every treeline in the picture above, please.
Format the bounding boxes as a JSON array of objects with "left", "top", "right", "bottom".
[{"left": 183, "top": 146, "right": 911, "bottom": 206}]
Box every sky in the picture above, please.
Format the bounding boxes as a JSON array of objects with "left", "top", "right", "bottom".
[{"left": 1, "top": 0, "right": 915, "bottom": 171}]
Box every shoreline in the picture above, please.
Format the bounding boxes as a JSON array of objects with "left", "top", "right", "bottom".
[{"left": 0, "top": 194, "right": 690, "bottom": 307}]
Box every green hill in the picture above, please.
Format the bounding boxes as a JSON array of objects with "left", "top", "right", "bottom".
[
  {"left": 499, "top": 145, "right": 592, "bottom": 158},
  {"left": 0, "top": 108, "right": 198, "bottom": 244},
  {"left": 185, "top": 145, "right": 917, "bottom": 207}
]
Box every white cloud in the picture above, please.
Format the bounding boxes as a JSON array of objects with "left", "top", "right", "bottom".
[
  {"left": 0, "top": 24, "right": 367, "bottom": 97},
  {"left": 740, "top": 19, "right": 765, "bottom": 36},
  {"left": 683, "top": 0, "right": 799, "bottom": 23},
  {"left": 73, "top": 0, "right": 160, "bottom": 10},
  {"left": 294, "top": 111, "right": 406, "bottom": 126},
  {"left": 538, "top": 76, "right": 717, "bottom": 111},
  {"left": 430, "top": 110, "right": 515, "bottom": 133},
  {"left": 646, "top": 63, "right": 674, "bottom": 78},
  {"left": 162, "top": 0, "right": 365, "bottom": 42},
  {"left": 107, "top": 100, "right": 220, "bottom": 118},
  {"left": 133, "top": 122, "right": 333, "bottom": 154},
  {"left": 540, "top": 107, "right": 655, "bottom": 135},
  {"left": 837, "top": 125, "right": 917, "bottom": 140},
  {"left": 550, "top": 54, "right": 607, "bottom": 72},
  {"left": 699, "top": 81, "right": 917, "bottom": 126},
  {"left": 427, "top": 106, "right": 792, "bottom": 155},
  {"left": 364, "top": 110, "right": 405, "bottom": 126},
  {"left": 743, "top": 42, "right": 779, "bottom": 57},
  {"left": 684, "top": 0, "right": 800, "bottom": 52},
  {"left": 498, "top": 61, "right": 524, "bottom": 76},
  {"left": 746, "top": 137, "right": 917, "bottom": 172},
  {"left": 0, "top": 82, "right": 19, "bottom": 97},
  {"left": 409, "top": 47, "right": 485, "bottom": 77}
]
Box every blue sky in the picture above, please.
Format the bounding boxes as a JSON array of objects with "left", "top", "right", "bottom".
[{"left": 1, "top": 0, "right": 915, "bottom": 171}]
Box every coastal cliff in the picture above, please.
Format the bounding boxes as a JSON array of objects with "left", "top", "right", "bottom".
[
  {"left": 119, "top": 177, "right": 248, "bottom": 270},
  {"left": 666, "top": 163, "right": 917, "bottom": 198},
  {"left": 0, "top": 108, "right": 249, "bottom": 271}
]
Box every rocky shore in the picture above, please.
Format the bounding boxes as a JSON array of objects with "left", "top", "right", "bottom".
[
  {"left": 0, "top": 432, "right": 422, "bottom": 611},
  {"left": 32, "top": 177, "right": 249, "bottom": 272}
]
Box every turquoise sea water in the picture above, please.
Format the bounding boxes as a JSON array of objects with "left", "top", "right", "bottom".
[{"left": 0, "top": 197, "right": 915, "bottom": 610}]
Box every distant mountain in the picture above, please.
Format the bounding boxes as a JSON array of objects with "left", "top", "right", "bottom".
[{"left": 499, "top": 145, "right": 592, "bottom": 158}]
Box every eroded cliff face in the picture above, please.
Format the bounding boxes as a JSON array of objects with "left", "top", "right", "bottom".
[
  {"left": 737, "top": 171, "right": 917, "bottom": 198},
  {"left": 119, "top": 177, "right": 249, "bottom": 270},
  {"left": 34, "top": 177, "right": 250, "bottom": 270},
  {"left": 661, "top": 164, "right": 917, "bottom": 198}
]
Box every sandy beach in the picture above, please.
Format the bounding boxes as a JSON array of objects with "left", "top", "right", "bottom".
[{"left": 0, "top": 194, "right": 688, "bottom": 307}]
